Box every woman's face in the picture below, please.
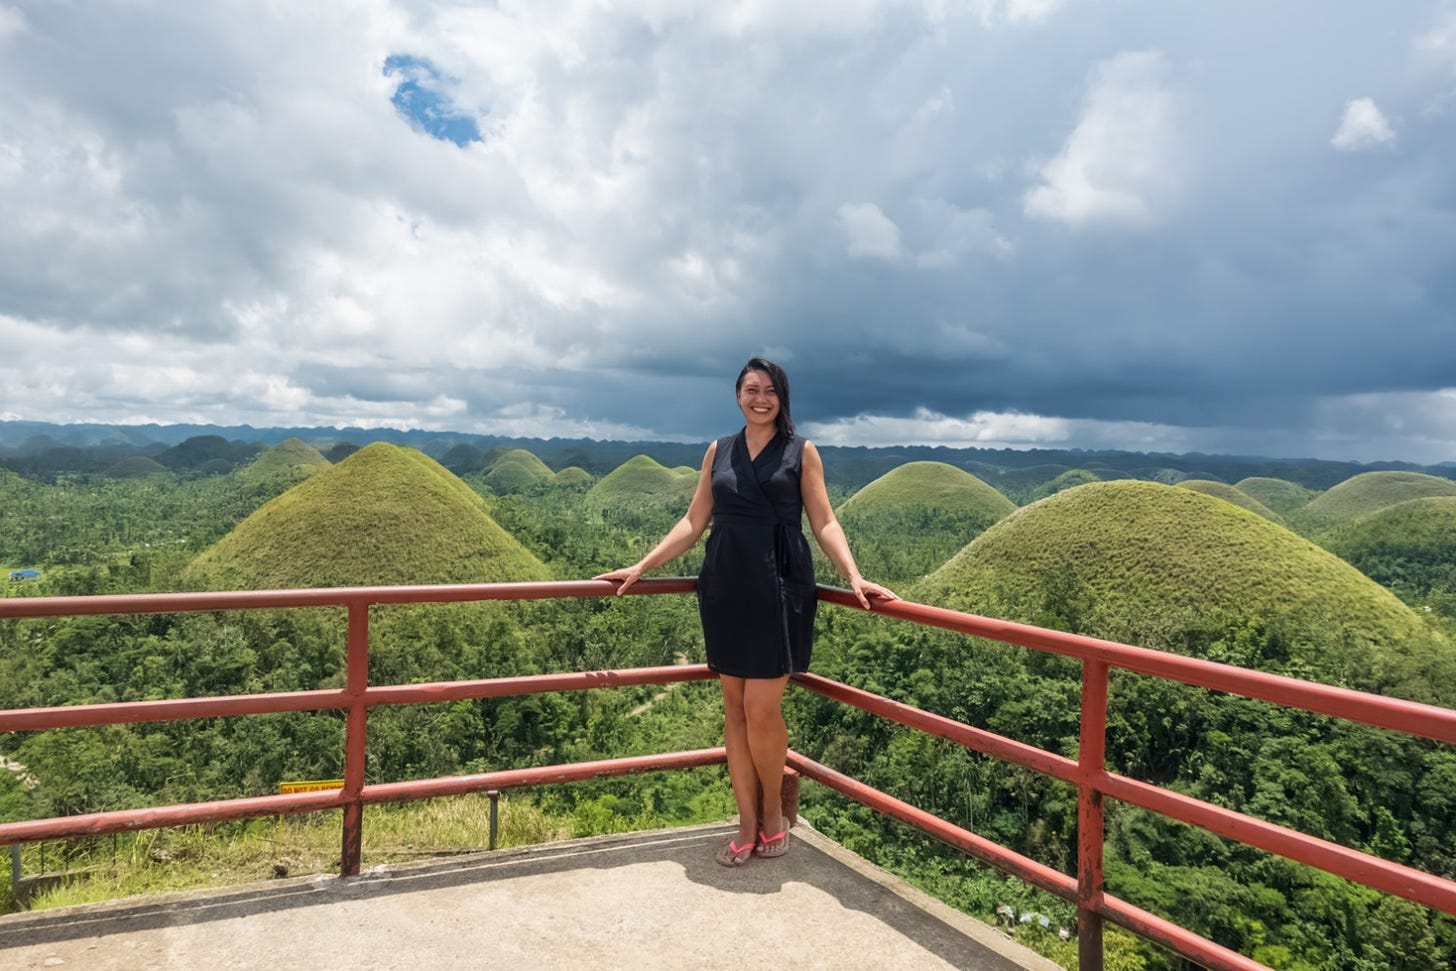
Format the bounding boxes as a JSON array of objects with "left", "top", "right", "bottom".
[{"left": 737, "top": 369, "right": 780, "bottom": 428}]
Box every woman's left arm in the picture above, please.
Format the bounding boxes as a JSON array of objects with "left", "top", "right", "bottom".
[{"left": 800, "top": 440, "right": 899, "bottom": 609}]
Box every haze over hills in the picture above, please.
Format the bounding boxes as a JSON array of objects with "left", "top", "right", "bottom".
[
  {"left": 185, "top": 443, "right": 549, "bottom": 589},
  {"left": 4, "top": 419, "right": 1453, "bottom": 493}
]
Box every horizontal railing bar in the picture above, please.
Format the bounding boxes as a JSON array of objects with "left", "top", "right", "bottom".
[
  {"left": 1100, "top": 771, "right": 1456, "bottom": 916},
  {"left": 0, "top": 750, "right": 728, "bottom": 847},
  {"left": 363, "top": 665, "right": 717, "bottom": 707},
  {"left": 791, "top": 672, "right": 1080, "bottom": 785},
  {"left": 788, "top": 750, "right": 1268, "bottom": 971},
  {"left": 0, "top": 790, "right": 345, "bottom": 845},
  {"left": 820, "top": 588, "right": 1456, "bottom": 745},
  {"left": 0, "top": 577, "right": 698, "bottom": 619},
  {"left": 1095, "top": 894, "right": 1269, "bottom": 971},
  {"left": 786, "top": 750, "right": 1076, "bottom": 900},
  {"left": 0, "top": 668, "right": 719, "bottom": 733},
  {"left": 362, "top": 748, "right": 727, "bottom": 804},
  {"left": 0, "top": 689, "right": 349, "bottom": 732}
]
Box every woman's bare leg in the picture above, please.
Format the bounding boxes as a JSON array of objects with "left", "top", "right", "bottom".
[
  {"left": 719, "top": 676, "right": 760, "bottom": 855},
  {"left": 742, "top": 675, "right": 790, "bottom": 850}
]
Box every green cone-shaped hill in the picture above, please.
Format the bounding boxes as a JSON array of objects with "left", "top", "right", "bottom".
[
  {"left": 1176, "top": 480, "right": 1283, "bottom": 523},
  {"left": 587, "top": 455, "right": 697, "bottom": 508},
  {"left": 236, "top": 437, "right": 330, "bottom": 488},
  {"left": 916, "top": 481, "right": 1438, "bottom": 684},
  {"left": 482, "top": 449, "right": 554, "bottom": 493},
  {"left": 553, "top": 466, "right": 593, "bottom": 486},
  {"left": 1321, "top": 497, "right": 1456, "bottom": 600},
  {"left": 1234, "top": 477, "right": 1319, "bottom": 518},
  {"left": 186, "top": 443, "right": 548, "bottom": 589},
  {"left": 1305, "top": 471, "right": 1456, "bottom": 523},
  {"left": 836, "top": 462, "right": 1016, "bottom": 583}
]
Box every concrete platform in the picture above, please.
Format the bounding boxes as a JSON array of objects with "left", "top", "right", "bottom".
[{"left": 0, "top": 821, "right": 1064, "bottom": 970}]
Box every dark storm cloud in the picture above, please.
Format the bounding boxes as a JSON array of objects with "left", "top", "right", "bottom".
[{"left": 1, "top": 2, "right": 1455, "bottom": 461}]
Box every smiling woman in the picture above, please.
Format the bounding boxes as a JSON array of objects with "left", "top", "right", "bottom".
[{"left": 595, "top": 356, "right": 897, "bottom": 867}]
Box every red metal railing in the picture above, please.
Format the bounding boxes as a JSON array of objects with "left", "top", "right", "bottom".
[{"left": 2, "top": 579, "right": 1454, "bottom": 971}]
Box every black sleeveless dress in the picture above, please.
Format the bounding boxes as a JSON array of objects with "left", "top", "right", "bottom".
[{"left": 697, "top": 429, "right": 817, "bottom": 678}]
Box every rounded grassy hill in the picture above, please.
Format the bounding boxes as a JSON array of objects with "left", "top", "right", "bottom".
[
  {"left": 236, "top": 438, "right": 330, "bottom": 488},
  {"left": 482, "top": 449, "right": 554, "bottom": 493},
  {"left": 1320, "top": 496, "right": 1456, "bottom": 603},
  {"left": 1176, "top": 480, "right": 1283, "bottom": 523},
  {"left": 1033, "top": 469, "right": 1101, "bottom": 500},
  {"left": 836, "top": 462, "right": 1016, "bottom": 583},
  {"left": 1234, "top": 477, "right": 1319, "bottom": 518},
  {"left": 586, "top": 455, "right": 697, "bottom": 508},
  {"left": 185, "top": 443, "right": 548, "bottom": 589},
  {"left": 1304, "top": 471, "right": 1456, "bottom": 523},
  {"left": 915, "top": 481, "right": 1439, "bottom": 688},
  {"left": 553, "top": 466, "right": 593, "bottom": 486}
]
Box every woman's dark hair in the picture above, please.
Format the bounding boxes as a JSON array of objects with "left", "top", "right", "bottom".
[{"left": 736, "top": 356, "right": 795, "bottom": 438}]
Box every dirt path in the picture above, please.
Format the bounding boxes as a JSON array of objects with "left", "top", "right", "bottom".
[{"left": 628, "top": 652, "right": 691, "bottom": 717}]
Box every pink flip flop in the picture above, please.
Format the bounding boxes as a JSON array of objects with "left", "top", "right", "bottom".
[
  {"left": 755, "top": 825, "right": 791, "bottom": 858},
  {"left": 717, "top": 837, "right": 756, "bottom": 867}
]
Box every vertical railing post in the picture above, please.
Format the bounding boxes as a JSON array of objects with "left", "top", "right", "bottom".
[
  {"left": 10, "top": 843, "right": 20, "bottom": 905},
  {"left": 340, "top": 600, "right": 370, "bottom": 877},
  {"left": 488, "top": 790, "right": 499, "bottom": 851},
  {"left": 1078, "top": 658, "right": 1109, "bottom": 971}
]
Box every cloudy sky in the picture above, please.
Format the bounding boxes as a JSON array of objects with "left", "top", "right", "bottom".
[{"left": 2, "top": 2, "right": 1455, "bottom": 463}]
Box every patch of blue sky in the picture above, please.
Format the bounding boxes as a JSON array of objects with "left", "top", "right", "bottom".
[{"left": 384, "top": 54, "right": 481, "bottom": 147}]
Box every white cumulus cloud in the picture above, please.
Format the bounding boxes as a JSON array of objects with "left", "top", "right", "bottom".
[
  {"left": 837, "top": 202, "right": 903, "bottom": 260},
  {"left": 1024, "top": 50, "right": 1180, "bottom": 227},
  {"left": 1331, "top": 97, "right": 1395, "bottom": 150}
]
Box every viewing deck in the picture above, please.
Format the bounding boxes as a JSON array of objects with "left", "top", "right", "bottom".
[
  {"left": 4, "top": 578, "right": 1455, "bottom": 971},
  {"left": 0, "top": 821, "right": 1057, "bottom": 970}
]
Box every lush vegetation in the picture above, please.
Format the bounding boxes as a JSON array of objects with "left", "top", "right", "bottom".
[
  {"left": 2, "top": 435, "right": 1455, "bottom": 970},
  {"left": 1319, "top": 497, "right": 1456, "bottom": 616}
]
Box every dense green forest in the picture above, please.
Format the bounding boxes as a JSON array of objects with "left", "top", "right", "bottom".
[{"left": 2, "top": 433, "right": 1455, "bottom": 970}]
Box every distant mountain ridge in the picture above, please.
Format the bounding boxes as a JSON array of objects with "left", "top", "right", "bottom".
[{"left": 2, "top": 419, "right": 1453, "bottom": 492}]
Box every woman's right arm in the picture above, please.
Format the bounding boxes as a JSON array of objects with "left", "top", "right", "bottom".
[{"left": 593, "top": 442, "right": 717, "bottom": 594}]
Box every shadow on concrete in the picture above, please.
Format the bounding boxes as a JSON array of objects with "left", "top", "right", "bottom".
[{"left": 0, "top": 821, "right": 1051, "bottom": 970}]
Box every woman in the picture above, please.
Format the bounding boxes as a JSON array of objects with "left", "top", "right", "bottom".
[{"left": 595, "top": 357, "right": 897, "bottom": 866}]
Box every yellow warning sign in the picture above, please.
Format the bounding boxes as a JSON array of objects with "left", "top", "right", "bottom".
[{"left": 279, "top": 779, "right": 344, "bottom": 794}]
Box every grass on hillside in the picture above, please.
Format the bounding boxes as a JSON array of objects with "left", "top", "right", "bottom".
[
  {"left": 1175, "top": 480, "right": 1284, "bottom": 523},
  {"left": 186, "top": 443, "right": 549, "bottom": 588},
  {"left": 7, "top": 767, "right": 742, "bottom": 915},
  {"left": 1305, "top": 471, "right": 1456, "bottom": 523},
  {"left": 835, "top": 462, "right": 1016, "bottom": 584},
  {"left": 5, "top": 796, "right": 563, "bottom": 912},
  {"left": 1319, "top": 496, "right": 1456, "bottom": 607},
  {"left": 483, "top": 449, "right": 555, "bottom": 492},
  {"left": 916, "top": 481, "right": 1438, "bottom": 691},
  {"left": 1235, "top": 477, "right": 1319, "bottom": 518},
  {"left": 586, "top": 455, "right": 696, "bottom": 506}
]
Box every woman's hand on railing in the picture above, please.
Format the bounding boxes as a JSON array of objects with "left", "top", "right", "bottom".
[
  {"left": 850, "top": 576, "right": 898, "bottom": 610},
  {"left": 593, "top": 565, "right": 645, "bottom": 595}
]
